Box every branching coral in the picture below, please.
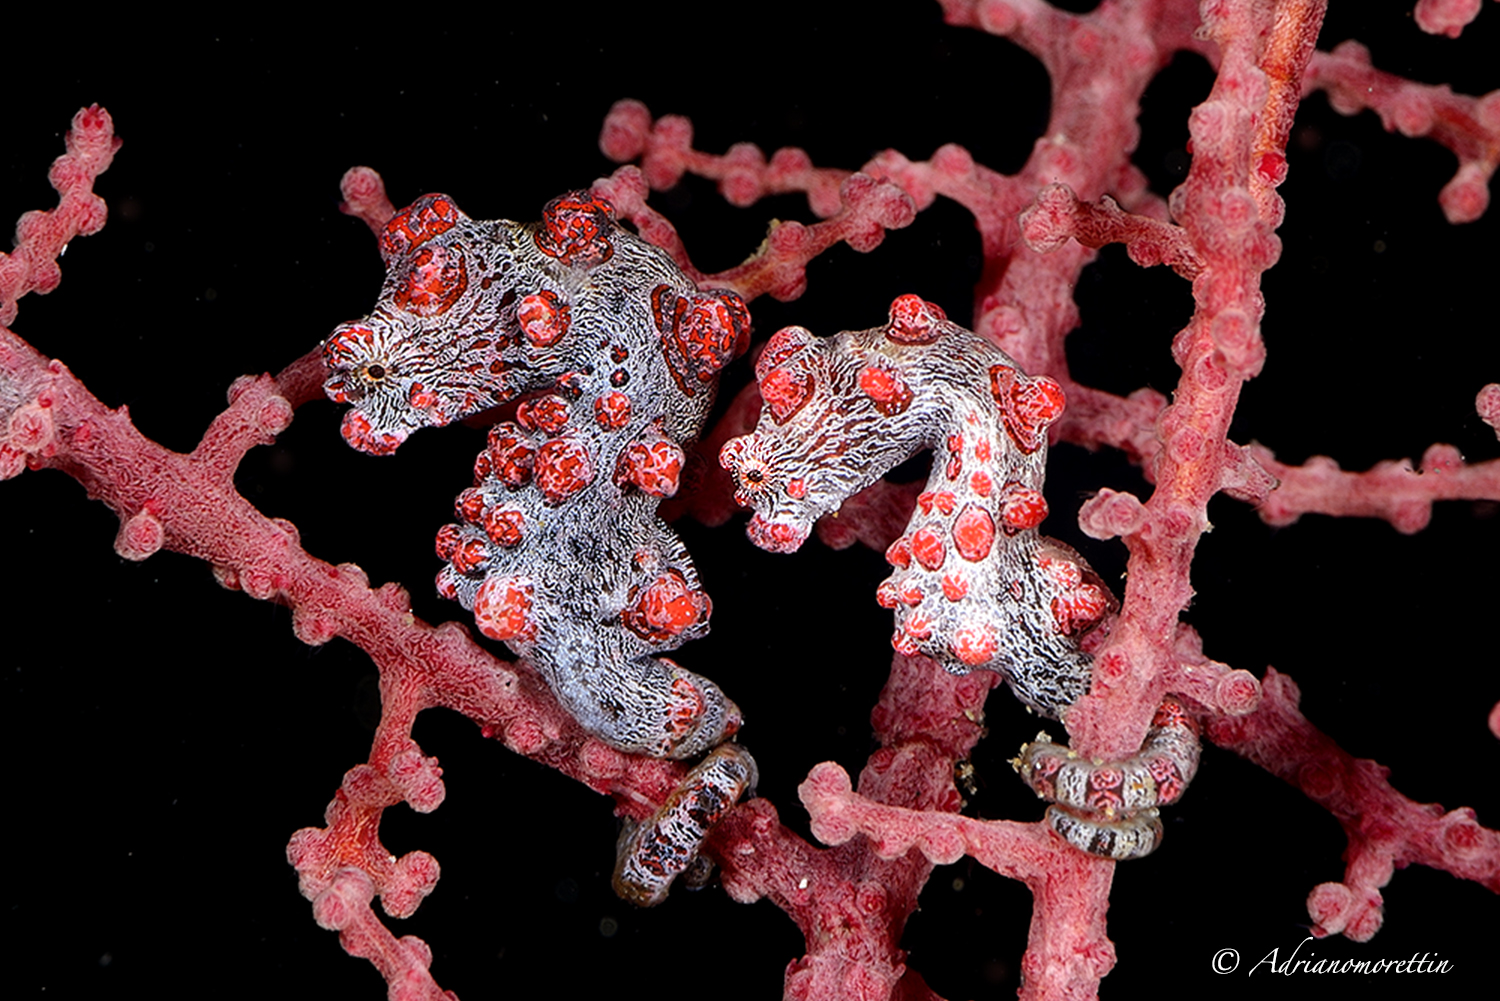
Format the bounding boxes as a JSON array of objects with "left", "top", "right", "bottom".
[{"left": 3, "top": 5, "right": 1497, "bottom": 1000}]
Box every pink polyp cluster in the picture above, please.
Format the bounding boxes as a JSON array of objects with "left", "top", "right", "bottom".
[
  {"left": 325, "top": 191, "right": 750, "bottom": 763},
  {"left": 1017, "top": 696, "right": 1202, "bottom": 859},
  {"left": 722, "top": 294, "right": 1107, "bottom": 718}
]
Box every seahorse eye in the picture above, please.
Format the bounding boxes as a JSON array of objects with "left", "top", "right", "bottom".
[
  {"left": 745, "top": 469, "right": 764, "bottom": 484},
  {"left": 364, "top": 363, "right": 388, "bottom": 383}
]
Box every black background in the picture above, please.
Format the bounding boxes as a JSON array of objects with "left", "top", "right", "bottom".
[{"left": 2, "top": 3, "right": 1496, "bottom": 1000}]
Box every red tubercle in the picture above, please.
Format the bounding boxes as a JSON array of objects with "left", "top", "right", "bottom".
[
  {"left": 454, "top": 488, "right": 486, "bottom": 525},
  {"left": 535, "top": 191, "right": 616, "bottom": 266},
  {"left": 517, "top": 395, "right": 570, "bottom": 434},
  {"left": 472, "top": 576, "right": 535, "bottom": 642},
  {"left": 654, "top": 285, "right": 751, "bottom": 396},
  {"left": 909, "top": 526, "right": 946, "bottom": 570},
  {"left": 482, "top": 506, "right": 525, "bottom": 548},
  {"left": 989, "top": 366, "right": 1065, "bottom": 454},
  {"left": 615, "top": 439, "right": 684, "bottom": 497},
  {"left": 759, "top": 365, "right": 816, "bottom": 425},
  {"left": 885, "top": 294, "right": 947, "bottom": 345},
  {"left": 450, "top": 537, "right": 489, "bottom": 577},
  {"left": 594, "top": 391, "right": 632, "bottom": 430},
  {"left": 621, "top": 570, "right": 711, "bottom": 643},
  {"left": 487, "top": 423, "right": 537, "bottom": 489},
  {"left": 394, "top": 244, "right": 468, "bottom": 316},
  {"left": 533, "top": 437, "right": 595, "bottom": 504},
  {"left": 434, "top": 524, "right": 462, "bottom": 561},
  {"left": 951, "top": 623, "right": 998, "bottom": 666},
  {"left": 518, "top": 290, "right": 570, "bottom": 348},
  {"left": 997, "top": 483, "right": 1048, "bottom": 534},
  {"left": 951, "top": 505, "right": 995, "bottom": 562},
  {"left": 379, "top": 193, "right": 462, "bottom": 262},
  {"left": 858, "top": 363, "right": 913, "bottom": 415}
]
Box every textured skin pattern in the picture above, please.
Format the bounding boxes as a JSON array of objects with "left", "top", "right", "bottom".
[
  {"left": 721, "top": 295, "right": 1109, "bottom": 718},
  {"left": 1017, "top": 697, "right": 1201, "bottom": 859},
  {"left": 613, "top": 744, "right": 758, "bottom": 906},
  {"left": 325, "top": 192, "right": 750, "bottom": 760}
]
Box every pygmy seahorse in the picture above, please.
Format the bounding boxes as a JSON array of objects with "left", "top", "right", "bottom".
[
  {"left": 721, "top": 294, "right": 1199, "bottom": 858},
  {"left": 323, "top": 190, "right": 758, "bottom": 902}
]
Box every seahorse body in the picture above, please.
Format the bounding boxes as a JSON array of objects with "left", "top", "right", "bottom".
[
  {"left": 324, "top": 192, "right": 747, "bottom": 760},
  {"left": 721, "top": 295, "right": 1110, "bottom": 719}
]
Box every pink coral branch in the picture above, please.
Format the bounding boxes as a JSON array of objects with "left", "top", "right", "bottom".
[
  {"left": 1021, "top": 184, "right": 1204, "bottom": 277},
  {"left": 1062, "top": 0, "right": 1329, "bottom": 761},
  {"left": 593, "top": 152, "right": 918, "bottom": 303},
  {"left": 1306, "top": 39, "right": 1500, "bottom": 223},
  {"left": 797, "top": 758, "right": 1118, "bottom": 1001},
  {"left": 1414, "top": 0, "right": 1494, "bottom": 38},
  {"left": 1209, "top": 667, "right": 1500, "bottom": 940},
  {"left": 0, "top": 105, "right": 119, "bottom": 327},
  {"left": 601, "top": 99, "right": 854, "bottom": 218},
  {"left": 1252, "top": 442, "right": 1500, "bottom": 532}
]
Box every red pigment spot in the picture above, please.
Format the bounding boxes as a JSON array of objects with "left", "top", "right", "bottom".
[
  {"left": 534, "top": 191, "right": 615, "bottom": 266},
  {"left": 952, "top": 624, "right": 998, "bottom": 665},
  {"left": 455, "top": 488, "right": 486, "bottom": 524},
  {"left": 615, "top": 440, "right": 684, "bottom": 497},
  {"left": 665, "top": 675, "right": 707, "bottom": 743},
  {"left": 472, "top": 576, "right": 535, "bottom": 642},
  {"left": 757, "top": 327, "right": 812, "bottom": 380},
  {"left": 1086, "top": 768, "right": 1124, "bottom": 812},
  {"left": 918, "top": 492, "right": 935, "bottom": 515},
  {"left": 974, "top": 438, "right": 991, "bottom": 461},
  {"left": 1051, "top": 583, "right": 1109, "bottom": 635},
  {"left": 971, "top": 471, "right": 993, "bottom": 496},
  {"left": 487, "top": 423, "right": 536, "bottom": 489},
  {"left": 622, "top": 569, "right": 710, "bottom": 643},
  {"left": 786, "top": 478, "right": 807, "bottom": 499},
  {"left": 380, "top": 193, "right": 461, "bottom": 261},
  {"left": 886, "top": 294, "right": 947, "bottom": 345},
  {"left": 934, "top": 491, "right": 956, "bottom": 516},
  {"left": 885, "top": 536, "right": 911, "bottom": 568},
  {"left": 1037, "top": 554, "right": 1082, "bottom": 589},
  {"left": 952, "top": 505, "right": 996, "bottom": 562},
  {"left": 408, "top": 383, "right": 439, "bottom": 410},
  {"left": 857, "top": 364, "right": 913, "bottom": 415},
  {"left": 534, "top": 437, "right": 594, "bottom": 504},
  {"left": 340, "top": 409, "right": 404, "bottom": 455},
  {"left": 483, "top": 506, "right": 525, "bottom": 547},
  {"left": 1256, "top": 150, "right": 1287, "bottom": 185},
  {"left": 450, "top": 537, "right": 489, "bottom": 576},
  {"left": 998, "top": 482, "right": 1048, "bottom": 534},
  {"left": 654, "top": 285, "right": 751, "bottom": 396},
  {"left": 395, "top": 244, "right": 468, "bottom": 315},
  {"left": 941, "top": 574, "right": 968, "bottom": 601},
  {"left": 989, "top": 366, "right": 1065, "bottom": 454},
  {"left": 517, "top": 396, "right": 570, "bottom": 434},
  {"left": 910, "top": 527, "right": 947, "bottom": 570},
  {"left": 876, "top": 581, "right": 900, "bottom": 609},
  {"left": 518, "top": 290, "right": 570, "bottom": 348},
  {"left": 434, "top": 524, "right": 462, "bottom": 561},
  {"left": 746, "top": 515, "right": 807, "bottom": 553},
  {"left": 897, "top": 582, "right": 924, "bottom": 606},
  {"left": 759, "top": 365, "right": 816, "bottom": 424},
  {"left": 594, "top": 391, "right": 632, "bottom": 430}
]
